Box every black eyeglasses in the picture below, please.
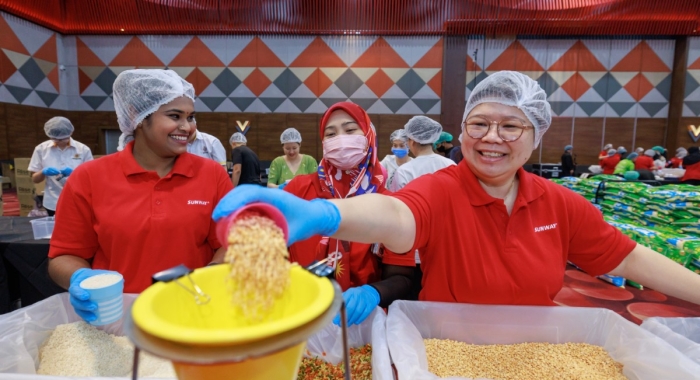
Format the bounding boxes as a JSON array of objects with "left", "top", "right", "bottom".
[{"left": 462, "top": 117, "right": 533, "bottom": 142}]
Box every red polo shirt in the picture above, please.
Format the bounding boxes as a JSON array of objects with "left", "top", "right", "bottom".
[
  {"left": 635, "top": 155, "right": 654, "bottom": 170},
  {"left": 49, "top": 141, "right": 233, "bottom": 293},
  {"left": 601, "top": 155, "right": 620, "bottom": 174},
  {"left": 383, "top": 161, "right": 636, "bottom": 306},
  {"left": 284, "top": 173, "right": 387, "bottom": 290},
  {"left": 682, "top": 161, "right": 700, "bottom": 181}
]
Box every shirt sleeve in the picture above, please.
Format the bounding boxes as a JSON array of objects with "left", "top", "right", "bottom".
[
  {"left": 267, "top": 157, "right": 282, "bottom": 185},
  {"left": 28, "top": 146, "right": 43, "bottom": 172},
  {"left": 211, "top": 139, "right": 227, "bottom": 165},
  {"left": 48, "top": 170, "right": 99, "bottom": 259},
  {"left": 83, "top": 147, "right": 94, "bottom": 163},
  {"left": 566, "top": 192, "right": 636, "bottom": 276},
  {"left": 207, "top": 166, "right": 235, "bottom": 250},
  {"left": 231, "top": 147, "right": 243, "bottom": 165}
]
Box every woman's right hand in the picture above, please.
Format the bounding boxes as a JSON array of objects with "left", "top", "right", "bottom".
[{"left": 212, "top": 185, "right": 341, "bottom": 245}]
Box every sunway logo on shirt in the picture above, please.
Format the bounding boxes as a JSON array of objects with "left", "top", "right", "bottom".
[
  {"left": 187, "top": 200, "right": 210, "bottom": 205},
  {"left": 534, "top": 223, "right": 557, "bottom": 232}
]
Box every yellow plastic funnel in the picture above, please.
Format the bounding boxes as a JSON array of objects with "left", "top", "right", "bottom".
[{"left": 127, "top": 264, "right": 338, "bottom": 380}]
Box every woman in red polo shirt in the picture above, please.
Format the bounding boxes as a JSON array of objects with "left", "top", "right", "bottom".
[
  {"left": 214, "top": 71, "right": 700, "bottom": 325},
  {"left": 48, "top": 69, "right": 233, "bottom": 323},
  {"left": 283, "top": 102, "right": 389, "bottom": 325}
]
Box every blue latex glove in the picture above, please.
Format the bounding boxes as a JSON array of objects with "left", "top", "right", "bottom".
[
  {"left": 277, "top": 182, "right": 287, "bottom": 190},
  {"left": 60, "top": 167, "right": 73, "bottom": 177},
  {"left": 212, "top": 184, "right": 340, "bottom": 245},
  {"left": 69, "top": 268, "right": 119, "bottom": 322},
  {"left": 42, "top": 167, "right": 60, "bottom": 176},
  {"left": 333, "top": 285, "right": 380, "bottom": 326}
]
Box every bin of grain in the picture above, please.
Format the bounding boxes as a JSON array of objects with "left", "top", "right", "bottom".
[
  {"left": 386, "top": 300, "right": 700, "bottom": 380},
  {"left": 0, "top": 293, "right": 176, "bottom": 379},
  {"left": 297, "top": 307, "right": 392, "bottom": 380},
  {"left": 641, "top": 317, "right": 700, "bottom": 366}
]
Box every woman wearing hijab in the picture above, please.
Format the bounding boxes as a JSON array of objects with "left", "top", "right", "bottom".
[
  {"left": 283, "top": 103, "right": 388, "bottom": 299},
  {"left": 49, "top": 69, "right": 233, "bottom": 323},
  {"left": 214, "top": 71, "right": 700, "bottom": 326}
]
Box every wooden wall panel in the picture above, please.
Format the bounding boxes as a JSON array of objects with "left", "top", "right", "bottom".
[
  {"left": 603, "top": 118, "right": 636, "bottom": 154},
  {"left": 572, "top": 118, "right": 605, "bottom": 165},
  {"left": 5, "top": 104, "right": 39, "bottom": 158},
  {"left": 0, "top": 104, "right": 8, "bottom": 160},
  {"left": 255, "top": 114, "right": 287, "bottom": 161},
  {"left": 634, "top": 119, "right": 667, "bottom": 152},
  {"left": 535, "top": 117, "right": 572, "bottom": 164},
  {"left": 286, "top": 114, "right": 320, "bottom": 162},
  {"left": 195, "top": 113, "right": 228, "bottom": 157}
]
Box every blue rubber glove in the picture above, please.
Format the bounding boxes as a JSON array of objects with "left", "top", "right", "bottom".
[
  {"left": 42, "top": 167, "right": 60, "bottom": 176},
  {"left": 333, "top": 285, "right": 380, "bottom": 326},
  {"left": 212, "top": 184, "right": 340, "bottom": 245},
  {"left": 69, "top": 268, "right": 119, "bottom": 322},
  {"left": 60, "top": 167, "right": 73, "bottom": 177},
  {"left": 277, "top": 182, "right": 287, "bottom": 190}
]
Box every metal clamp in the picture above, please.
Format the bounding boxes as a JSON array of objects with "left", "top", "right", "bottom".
[{"left": 151, "top": 264, "right": 211, "bottom": 305}]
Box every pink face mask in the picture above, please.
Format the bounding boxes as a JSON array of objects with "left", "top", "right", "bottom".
[{"left": 322, "top": 134, "right": 369, "bottom": 170}]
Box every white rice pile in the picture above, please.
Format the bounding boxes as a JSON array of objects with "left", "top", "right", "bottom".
[{"left": 37, "top": 321, "right": 175, "bottom": 378}]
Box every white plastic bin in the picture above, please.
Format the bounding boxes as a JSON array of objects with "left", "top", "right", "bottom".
[
  {"left": 29, "top": 216, "right": 54, "bottom": 239},
  {"left": 387, "top": 300, "right": 700, "bottom": 380},
  {"left": 641, "top": 317, "right": 700, "bottom": 365}
]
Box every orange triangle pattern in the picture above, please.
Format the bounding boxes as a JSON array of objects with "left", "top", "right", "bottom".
[
  {"left": 185, "top": 67, "right": 212, "bottom": 96},
  {"left": 466, "top": 55, "right": 481, "bottom": 72},
  {"left": 365, "top": 69, "right": 394, "bottom": 97},
  {"left": 170, "top": 37, "right": 224, "bottom": 67},
  {"left": 78, "top": 69, "right": 93, "bottom": 94},
  {"left": 611, "top": 41, "right": 670, "bottom": 72},
  {"left": 77, "top": 37, "right": 105, "bottom": 66},
  {"left": 33, "top": 35, "right": 57, "bottom": 63},
  {"left": 243, "top": 68, "right": 272, "bottom": 97},
  {"left": 0, "top": 50, "right": 16, "bottom": 83},
  {"left": 688, "top": 57, "right": 700, "bottom": 70},
  {"left": 624, "top": 73, "right": 655, "bottom": 101},
  {"left": 290, "top": 37, "right": 346, "bottom": 68},
  {"left": 486, "top": 41, "right": 543, "bottom": 72},
  {"left": 110, "top": 37, "right": 164, "bottom": 66},
  {"left": 304, "top": 69, "right": 333, "bottom": 97},
  {"left": 47, "top": 66, "right": 60, "bottom": 92},
  {"left": 560, "top": 72, "right": 591, "bottom": 101},
  {"left": 427, "top": 70, "right": 442, "bottom": 96},
  {"left": 0, "top": 16, "right": 30, "bottom": 55},
  {"left": 352, "top": 37, "right": 409, "bottom": 68},
  {"left": 548, "top": 41, "right": 606, "bottom": 71},
  {"left": 230, "top": 37, "right": 285, "bottom": 67},
  {"left": 414, "top": 39, "right": 443, "bottom": 68}
]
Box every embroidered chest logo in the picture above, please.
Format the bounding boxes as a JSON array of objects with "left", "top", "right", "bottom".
[
  {"left": 534, "top": 223, "right": 557, "bottom": 232},
  {"left": 187, "top": 200, "right": 210, "bottom": 205}
]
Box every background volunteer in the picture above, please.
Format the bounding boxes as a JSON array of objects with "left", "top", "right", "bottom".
[
  {"left": 379, "top": 129, "right": 412, "bottom": 189},
  {"left": 267, "top": 127, "right": 317, "bottom": 190},
  {"left": 187, "top": 129, "right": 227, "bottom": 167},
  {"left": 28, "top": 117, "right": 93, "bottom": 216},
  {"left": 48, "top": 69, "right": 232, "bottom": 323},
  {"left": 229, "top": 132, "right": 262, "bottom": 187},
  {"left": 213, "top": 70, "right": 700, "bottom": 326},
  {"left": 390, "top": 116, "right": 455, "bottom": 192}
]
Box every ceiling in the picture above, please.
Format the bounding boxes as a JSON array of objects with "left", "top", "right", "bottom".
[{"left": 0, "top": 0, "right": 699, "bottom": 36}]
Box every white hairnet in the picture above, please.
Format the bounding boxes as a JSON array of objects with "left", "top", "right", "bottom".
[
  {"left": 644, "top": 149, "right": 656, "bottom": 157},
  {"left": 44, "top": 116, "right": 74, "bottom": 139},
  {"left": 113, "top": 69, "right": 195, "bottom": 151},
  {"left": 389, "top": 129, "right": 408, "bottom": 144},
  {"left": 280, "top": 128, "right": 302, "bottom": 144},
  {"left": 462, "top": 71, "right": 552, "bottom": 148},
  {"left": 677, "top": 147, "right": 688, "bottom": 158},
  {"left": 404, "top": 116, "right": 442, "bottom": 144},
  {"left": 230, "top": 132, "right": 247, "bottom": 144},
  {"left": 603, "top": 143, "right": 613, "bottom": 150}
]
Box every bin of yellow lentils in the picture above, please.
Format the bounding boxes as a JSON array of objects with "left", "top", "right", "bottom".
[{"left": 386, "top": 300, "right": 700, "bottom": 380}]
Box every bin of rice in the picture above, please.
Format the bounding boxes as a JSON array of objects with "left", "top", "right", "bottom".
[
  {"left": 297, "top": 307, "right": 392, "bottom": 380},
  {"left": 386, "top": 300, "right": 700, "bottom": 380}
]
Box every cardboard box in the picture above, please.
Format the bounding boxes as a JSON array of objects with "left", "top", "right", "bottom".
[
  {"left": 16, "top": 175, "right": 33, "bottom": 189},
  {"left": 14, "top": 158, "right": 31, "bottom": 178},
  {"left": 0, "top": 200, "right": 3, "bottom": 216},
  {"left": 34, "top": 180, "right": 45, "bottom": 195},
  {"left": 19, "top": 203, "right": 34, "bottom": 217},
  {"left": 1, "top": 162, "right": 15, "bottom": 188}
]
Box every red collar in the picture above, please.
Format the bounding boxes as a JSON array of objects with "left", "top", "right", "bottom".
[
  {"left": 119, "top": 141, "right": 194, "bottom": 178},
  {"left": 459, "top": 161, "right": 544, "bottom": 208}
]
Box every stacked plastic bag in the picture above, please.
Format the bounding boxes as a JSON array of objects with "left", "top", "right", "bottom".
[{"left": 551, "top": 178, "right": 700, "bottom": 274}]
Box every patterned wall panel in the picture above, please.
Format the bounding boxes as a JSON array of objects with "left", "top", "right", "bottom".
[
  {"left": 684, "top": 37, "right": 700, "bottom": 117},
  {"left": 71, "top": 34, "right": 443, "bottom": 114},
  {"left": 0, "top": 12, "right": 60, "bottom": 108},
  {"left": 466, "top": 38, "right": 674, "bottom": 118}
]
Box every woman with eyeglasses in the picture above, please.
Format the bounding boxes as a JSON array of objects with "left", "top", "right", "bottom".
[
  {"left": 29, "top": 117, "right": 93, "bottom": 216},
  {"left": 213, "top": 71, "right": 700, "bottom": 324}
]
